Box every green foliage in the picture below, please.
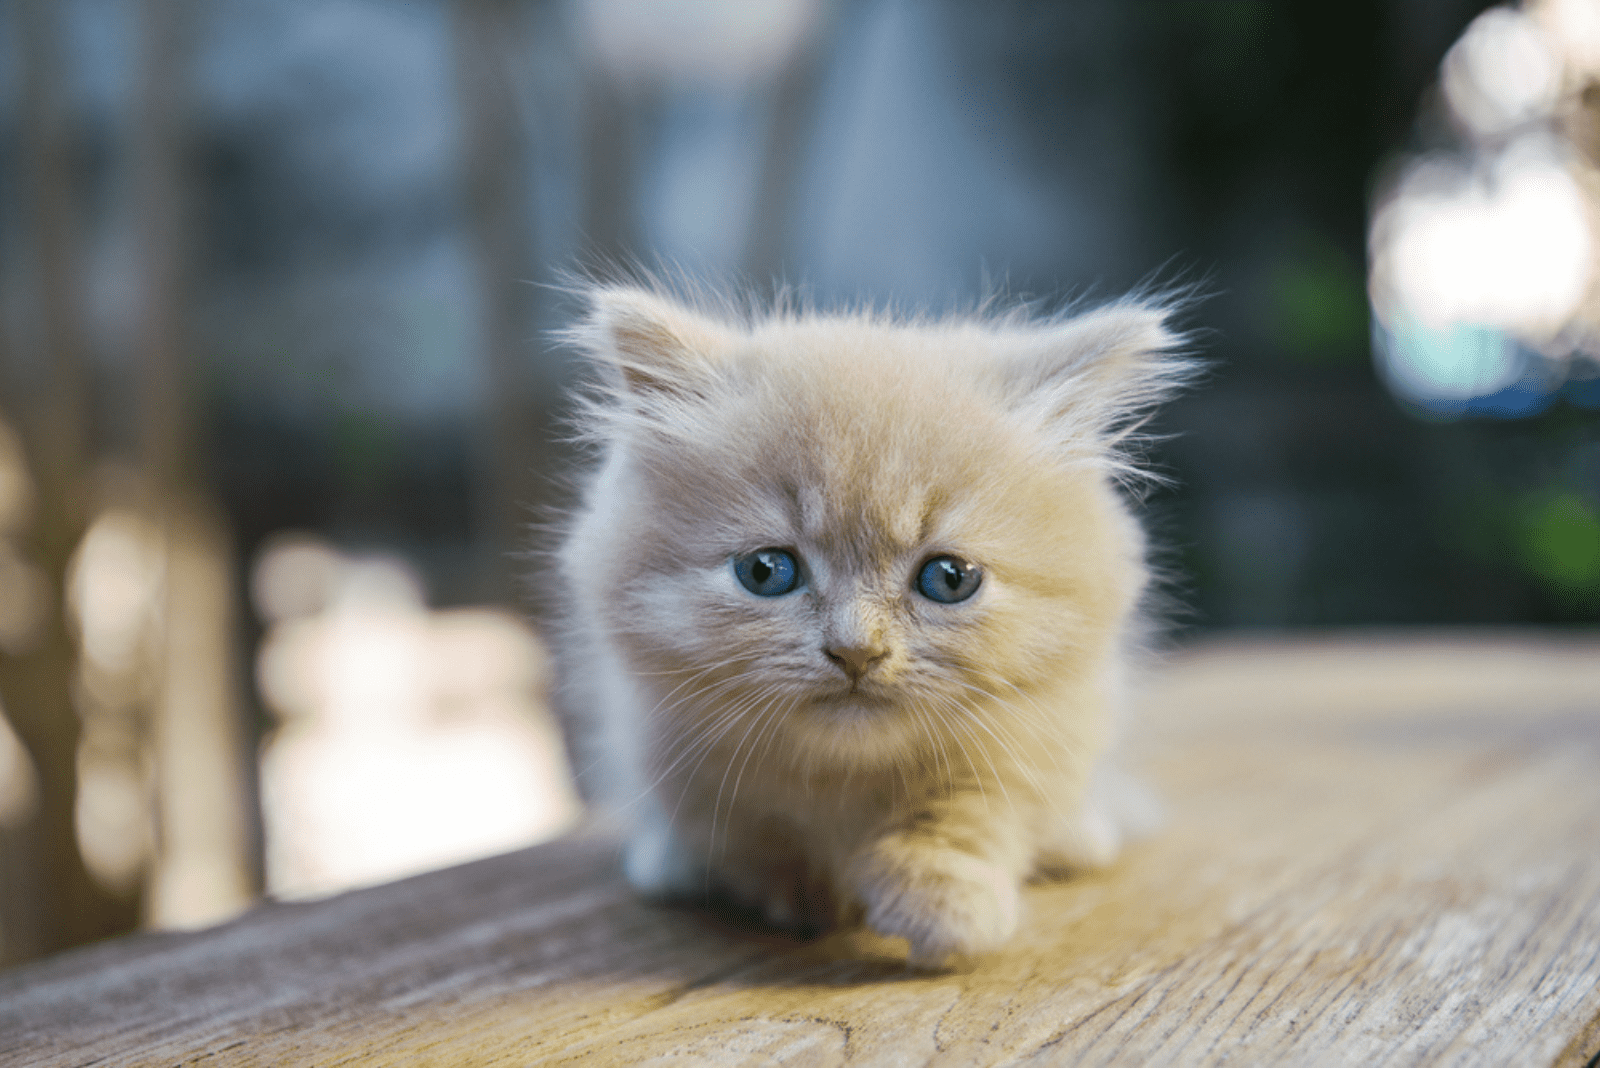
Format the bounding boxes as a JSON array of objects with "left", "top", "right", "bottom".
[
  {"left": 1268, "top": 237, "right": 1369, "bottom": 364},
  {"left": 1517, "top": 492, "right": 1600, "bottom": 610}
]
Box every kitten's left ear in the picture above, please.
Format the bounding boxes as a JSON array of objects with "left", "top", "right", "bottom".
[
  {"left": 573, "top": 285, "right": 741, "bottom": 400},
  {"left": 991, "top": 301, "right": 1191, "bottom": 446}
]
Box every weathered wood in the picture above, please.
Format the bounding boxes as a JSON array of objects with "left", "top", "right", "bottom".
[{"left": 3, "top": 634, "right": 1598, "bottom": 1066}]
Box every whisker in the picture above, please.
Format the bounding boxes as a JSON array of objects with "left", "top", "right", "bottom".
[
  {"left": 708, "top": 686, "right": 789, "bottom": 863},
  {"left": 908, "top": 698, "right": 957, "bottom": 803},
  {"left": 920, "top": 695, "right": 992, "bottom": 814},
  {"left": 946, "top": 690, "right": 1050, "bottom": 801},
  {"left": 666, "top": 686, "right": 776, "bottom": 828},
  {"left": 951, "top": 676, "right": 1072, "bottom": 778},
  {"left": 616, "top": 692, "right": 757, "bottom": 812},
  {"left": 720, "top": 690, "right": 801, "bottom": 858},
  {"left": 647, "top": 676, "right": 772, "bottom": 785},
  {"left": 930, "top": 688, "right": 1043, "bottom": 815}
]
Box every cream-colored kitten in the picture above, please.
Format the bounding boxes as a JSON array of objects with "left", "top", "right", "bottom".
[{"left": 555, "top": 283, "right": 1188, "bottom": 966}]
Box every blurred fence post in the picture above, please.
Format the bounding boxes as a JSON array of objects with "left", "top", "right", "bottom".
[
  {"left": 740, "top": 0, "right": 838, "bottom": 287},
  {"left": 578, "top": 22, "right": 645, "bottom": 269},
  {"left": 0, "top": 0, "right": 140, "bottom": 965},
  {"left": 452, "top": 0, "right": 549, "bottom": 601},
  {"left": 131, "top": 0, "right": 259, "bottom": 929}
]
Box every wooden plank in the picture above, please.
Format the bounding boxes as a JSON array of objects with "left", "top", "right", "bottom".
[{"left": 2, "top": 634, "right": 1598, "bottom": 1066}]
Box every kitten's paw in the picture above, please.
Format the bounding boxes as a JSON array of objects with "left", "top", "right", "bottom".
[{"left": 848, "top": 837, "right": 1020, "bottom": 968}]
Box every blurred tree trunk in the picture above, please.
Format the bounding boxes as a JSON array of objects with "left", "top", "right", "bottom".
[
  {"left": 0, "top": 0, "right": 140, "bottom": 965},
  {"left": 0, "top": 298, "right": 36, "bottom": 969},
  {"left": 453, "top": 0, "right": 550, "bottom": 601},
  {"left": 740, "top": 1, "right": 838, "bottom": 288},
  {"left": 146, "top": 494, "right": 257, "bottom": 927},
  {"left": 579, "top": 36, "right": 645, "bottom": 271},
  {"left": 130, "top": 0, "right": 259, "bottom": 929}
]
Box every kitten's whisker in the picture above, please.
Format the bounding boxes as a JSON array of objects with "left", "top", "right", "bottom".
[
  {"left": 707, "top": 687, "right": 793, "bottom": 837},
  {"left": 908, "top": 698, "right": 959, "bottom": 803},
  {"left": 900, "top": 700, "right": 937, "bottom": 795},
  {"left": 646, "top": 676, "right": 773, "bottom": 782},
  {"left": 721, "top": 690, "right": 800, "bottom": 857},
  {"left": 928, "top": 689, "right": 1040, "bottom": 816},
  {"left": 708, "top": 685, "right": 789, "bottom": 862},
  {"left": 636, "top": 692, "right": 757, "bottom": 802},
  {"left": 662, "top": 687, "right": 776, "bottom": 824},
  {"left": 954, "top": 685, "right": 1057, "bottom": 776},
  {"left": 577, "top": 665, "right": 752, "bottom": 804},
  {"left": 951, "top": 677, "right": 1070, "bottom": 778},
  {"left": 641, "top": 664, "right": 791, "bottom": 775},
  {"left": 653, "top": 705, "right": 753, "bottom": 803},
  {"left": 924, "top": 702, "right": 958, "bottom": 803},
  {"left": 623, "top": 667, "right": 759, "bottom": 790},
  {"left": 751, "top": 689, "right": 797, "bottom": 775},
  {"left": 704, "top": 708, "right": 762, "bottom": 864},
  {"left": 632, "top": 679, "right": 782, "bottom": 825},
  {"left": 919, "top": 696, "right": 992, "bottom": 815},
  {"left": 951, "top": 699, "right": 1050, "bottom": 804}
]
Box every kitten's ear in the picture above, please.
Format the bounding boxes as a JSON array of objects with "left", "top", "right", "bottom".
[
  {"left": 992, "top": 301, "right": 1191, "bottom": 446},
  {"left": 574, "top": 286, "right": 739, "bottom": 399}
]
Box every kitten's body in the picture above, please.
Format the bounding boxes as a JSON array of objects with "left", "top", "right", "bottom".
[{"left": 556, "top": 284, "right": 1186, "bottom": 965}]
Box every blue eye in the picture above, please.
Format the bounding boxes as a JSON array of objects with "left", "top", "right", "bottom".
[
  {"left": 734, "top": 549, "right": 800, "bottom": 596},
  {"left": 916, "top": 555, "right": 982, "bottom": 603}
]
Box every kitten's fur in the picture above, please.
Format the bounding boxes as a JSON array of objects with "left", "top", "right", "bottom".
[{"left": 555, "top": 282, "right": 1188, "bottom": 966}]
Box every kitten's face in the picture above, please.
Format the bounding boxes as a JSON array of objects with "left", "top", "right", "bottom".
[{"left": 580, "top": 308, "right": 1152, "bottom": 770}]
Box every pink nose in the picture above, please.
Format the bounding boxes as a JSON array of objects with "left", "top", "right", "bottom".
[{"left": 824, "top": 643, "right": 886, "bottom": 682}]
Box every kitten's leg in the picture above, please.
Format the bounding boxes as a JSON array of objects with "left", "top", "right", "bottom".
[
  {"left": 844, "top": 795, "right": 1030, "bottom": 968},
  {"left": 1035, "top": 762, "right": 1163, "bottom": 876},
  {"left": 622, "top": 795, "right": 705, "bottom": 898},
  {"left": 628, "top": 800, "right": 833, "bottom": 932},
  {"left": 709, "top": 816, "right": 835, "bottom": 934}
]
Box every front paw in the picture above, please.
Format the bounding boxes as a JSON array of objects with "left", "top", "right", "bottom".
[{"left": 847, "top": 837, "right": 1020, "bottom": 967}]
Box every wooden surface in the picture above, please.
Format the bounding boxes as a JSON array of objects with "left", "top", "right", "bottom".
[{"left": 4, "top": 633, "right": 1600, "bottom": 1067}]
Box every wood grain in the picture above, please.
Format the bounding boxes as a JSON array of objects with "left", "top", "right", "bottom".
[{"left": 3, "top": 634, "right": 1598, "bottom": 1067}]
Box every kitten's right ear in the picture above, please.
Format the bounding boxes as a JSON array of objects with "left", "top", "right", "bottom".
[
  {"left": 574, "top": 286, "right": 739, "bottom": 399},
  {"left": 990, "top": 300, "right": 1193, "bottom": 450}
]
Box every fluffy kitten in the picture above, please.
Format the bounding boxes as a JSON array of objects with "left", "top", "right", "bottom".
[{"left": 555, "top": 283, "right": 1189, "bottom": 966}]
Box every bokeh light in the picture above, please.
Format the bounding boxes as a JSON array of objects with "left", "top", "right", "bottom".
[
  {"left": 1441, "top": 7, "right": 1562, "bottom": 138},
  {"left": 578, "top": 0, "right": 824, "bottom": 88},
  {"left": 1368, "top": 0, "right": 1600, "bottom": 418},
  {"left": 252, "top": 535, "right": 580, "bottom": 899}
]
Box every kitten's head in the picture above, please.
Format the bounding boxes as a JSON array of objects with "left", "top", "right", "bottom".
[{"left": 563, "top": 284, "right": 1191, "bottom": 770}]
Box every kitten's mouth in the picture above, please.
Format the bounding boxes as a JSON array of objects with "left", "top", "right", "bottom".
[{"left": 810, "top": 686, "right": 896, "bottom": 712}]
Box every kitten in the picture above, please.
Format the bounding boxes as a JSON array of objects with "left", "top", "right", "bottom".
[{"left": 554, "top": 282, "right": 1189, "bottom": 966}]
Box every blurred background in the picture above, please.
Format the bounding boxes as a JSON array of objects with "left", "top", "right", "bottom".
[{"left": 0, "top": 0, "right": 1595, "bottom": 968}]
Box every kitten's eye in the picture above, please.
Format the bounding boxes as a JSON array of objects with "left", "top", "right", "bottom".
[
  {"left": 916, "top": 555, "right": 982, "bottom": 603},
  {"left": 734, "top": 549, "right": 801, "bottom": 597}
]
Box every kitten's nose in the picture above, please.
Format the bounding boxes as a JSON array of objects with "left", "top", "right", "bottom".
[{"left": 824, "top": 642, "right": 887, "bottom": 682}]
